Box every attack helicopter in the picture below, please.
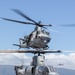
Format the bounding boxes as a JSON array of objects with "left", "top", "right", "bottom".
[
  {"left": 14, "top": 50, "right": 60, "bottom": 75},
  {"left": 0, "top": 49, "right": 61, "bottom": 75},
  {"left": 2, "top": 9, "right": 52, "bottom": 50}
]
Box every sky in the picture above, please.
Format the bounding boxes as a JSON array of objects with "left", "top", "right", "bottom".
[{"left": 0, "top": 0, "right": 75, "bottom": 70}]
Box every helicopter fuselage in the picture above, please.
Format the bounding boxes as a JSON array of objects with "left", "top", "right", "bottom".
[
  {"left": 14, "top": 55, "right": 59, "bottom": 75},
  {"left": 18, "top": 26, "right": 51, "bottom": 50}
]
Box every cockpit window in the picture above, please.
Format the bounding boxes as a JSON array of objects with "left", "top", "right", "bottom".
[
  {"left": 49, "top": 66, "right": 55, "bottom": 72},
  {"left": 38, "top": 66, "right": 49, "bottom": 75},
  {"left": 42, "top": 30, "right": 50, "bottom": 35}
]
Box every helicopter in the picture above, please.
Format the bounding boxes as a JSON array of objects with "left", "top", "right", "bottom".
[
  {"left": 2, "top": 9, "right": 52, "bottom": 50},
  {"left": 13, "top": 25, "right": 51, "bottom": 50},
  {"left": 0, "top": 49, "right": 61, "bottom": 75}
]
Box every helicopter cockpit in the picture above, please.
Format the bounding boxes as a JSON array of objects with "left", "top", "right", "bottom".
[
  {"left": 35, "top": 65, "right": 59, "bottom": 75},
  {"left": 35, "top": 66, "right": 49, "bottom": 75}
]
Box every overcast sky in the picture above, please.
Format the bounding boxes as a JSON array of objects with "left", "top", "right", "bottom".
[{"left": 0, "top": 0, "right": 75, "bottom": 70}]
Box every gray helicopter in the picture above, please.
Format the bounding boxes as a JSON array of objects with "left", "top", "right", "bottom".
[
  {"left": 13, "top": 25, "right": 51, "bottom": 50},
  {"left": 2, "top": 9, "right": 52, "bottom": 50},
  {"left": 0, "top": 49, "right": 61, "bottom": 75}
]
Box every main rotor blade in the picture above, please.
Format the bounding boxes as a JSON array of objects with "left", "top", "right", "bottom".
[
  {"left": 1, "top": 18, "right": 35, "bottom": 25},
  {"left": 59, "top": 24, "right": 75, "bottom": 27},
  {"left": 62, "top": 51, "right": 75, "bottom": 53},
  {"left": 0, "top": 50, "right": 75, "bottom": 53},
  {"left": 47, "top": 28, "right": 61, "bottom": 34},
  {"left": 11, "top": 9, "right": 52, "bottom": 27},
  {"left": 0, "top": 50, "right": 61, "bottom": 54},
  {"left": 1, "top": 18, "right": 48, "bottom": 29},
  {"left": 11, "top": 9, "right": 38, "bottom": 24}
]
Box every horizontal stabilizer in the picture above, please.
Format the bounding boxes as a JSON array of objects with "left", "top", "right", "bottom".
[{"left": 13, "top": 44, "right": 20, "bottom": 47}]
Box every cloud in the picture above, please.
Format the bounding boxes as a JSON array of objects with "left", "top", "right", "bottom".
[
  {"left": 45, "top": 53, "right": 75, "bottom": 70},
  {"left": 0, "top": 53, "right": 31, "bottom": 65},
  {"left": 0, "top": 53, "right": 75, "bottom": 70}
]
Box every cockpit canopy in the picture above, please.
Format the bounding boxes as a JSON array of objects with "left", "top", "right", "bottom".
[{"left": 36, "top": 66, "right": 49, "bottom": 75}]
